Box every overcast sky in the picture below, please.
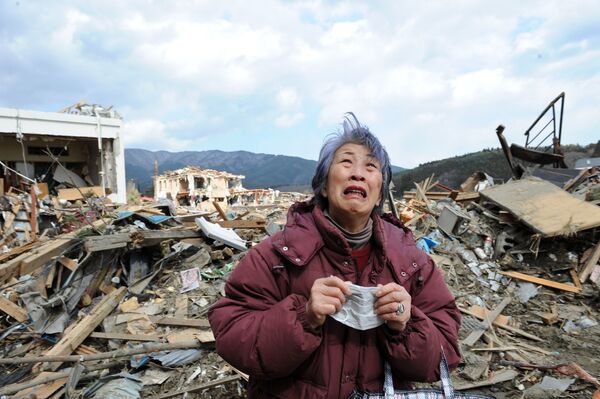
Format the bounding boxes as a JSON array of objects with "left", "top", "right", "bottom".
[{"left": 1, "top": 1, "right": 599, "bottom": 168}]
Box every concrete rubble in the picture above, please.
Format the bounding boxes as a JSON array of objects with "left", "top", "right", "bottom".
[{"left": 0, "top": 163, "right": 599, "bottom": 399}]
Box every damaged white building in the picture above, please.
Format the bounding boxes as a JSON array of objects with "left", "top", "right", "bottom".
[
  {"left": 153, "top": 166, "right": 245, "bottom": 212},
  {"left": 0, "top": 105, "right": 126, "bottom": 203}
]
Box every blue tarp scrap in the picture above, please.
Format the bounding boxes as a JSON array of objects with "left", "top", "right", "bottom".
[
  {"left": 130, "top": 349, "right": 205, "bottom": 368},
  {"left": 115, "top": 211, "right": 173, "bottom": 225},
  {"left": 416, "top": 236, "right": 439, "bottom": 254}
]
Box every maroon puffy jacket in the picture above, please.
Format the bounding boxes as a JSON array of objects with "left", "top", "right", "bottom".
[{"left": 208, "top": 202, "right": 461, "bottom": 399}]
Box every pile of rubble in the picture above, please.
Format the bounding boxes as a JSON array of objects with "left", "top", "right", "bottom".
[
  {"left": 399, "top": 167, "right": 600, "bottom": 398},
  {"left": 1, "top": 164, "right": 599, "bottom": 398},
  {"left": 0, "top": 192, "right": 287, "bottom": 398}
]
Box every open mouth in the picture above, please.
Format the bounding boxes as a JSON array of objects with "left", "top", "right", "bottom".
[{"left": 343, "top": 186, "right": 367, "bottom": 198}]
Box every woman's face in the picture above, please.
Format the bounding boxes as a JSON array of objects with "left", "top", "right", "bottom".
[{"left": 323, "top": 143, "right": 383, "bottom": 231}]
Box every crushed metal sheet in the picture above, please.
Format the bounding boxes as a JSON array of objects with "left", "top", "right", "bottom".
[
  {"left": 196, "top": 217, "right": 247, "bottom": 251},
  {"left": 151, "top": 348, "right": 205, "bottom": 367},
  {"left": 83, "top": 372, "right": 143, "bottom": 399}
]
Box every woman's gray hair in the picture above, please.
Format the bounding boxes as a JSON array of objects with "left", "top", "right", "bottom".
[{"left": 311, "top": 112, "right": 392, "bottom": 214}]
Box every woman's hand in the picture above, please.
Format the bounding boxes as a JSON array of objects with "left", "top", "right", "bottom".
[
  {"left": 375, "top": 283, "right": 412, "bottom": 332},
  {"left": 306, "top": 276, "right": 351, "bottom": 330}
]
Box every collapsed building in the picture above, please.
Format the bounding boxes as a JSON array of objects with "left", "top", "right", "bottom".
[
  {"left": 0, "top": 104, "right": 126, "bottom": 203},
  {"left": 153, "top": 167, "right": 245, "bottom": 212},
  {"left": 153, "top": 166, "right": 283, "bottom": 211}
]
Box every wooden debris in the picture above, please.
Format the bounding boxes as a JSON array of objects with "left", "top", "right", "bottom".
[
  {"left": 459, "top": 306, "right": 543, "bottom": 342},
  {"left": 454, "top": 369, "right": 519, "bottom": 391},
  {"left": 498, "top": 271, "right": 581, "bottom": 293},
  {"left": 89, "top": 332, "right": 161, "bottom": 341},
  {"left": 579, "top": 240, "right": 600, "bottom": 283},
  {"left": 0, "top": 295, "right": 28, "bottom": 322},
  {"left": 42, "top": 287, "right": 127, "bottom": 371},
  {"left": 213, "top": 201, "right": 229, "bottom": 221},
  {"left": 57, "top": 186, "right": 107, "bottom": 201},
  {"left": 150, "top": 316, "right": 210, "bottom": 328},
  {"left": 15, "top": 372, "right": 68, "bottom": 399},
  {"left": 148, "top": 375, "right": 241, "bottom": 399},
  {"left": 0, "top": 339, "right": 202, "bottom": 365},
  {"left": 468, "top": 305, "right": 511, "bottom": 327},
  {"left": 462, "top": 297, "right": 511, "bottom": 347},
  {"left": 217, "top": 219, "right": 267, "bottom": 229},
  {"left": 541, "top": 304, "right": 559, "bottom": 325},
  {"left": 175, "top": 295, "right": 188, "bottom": 318},
  {"left": 166, "top": 328, "right": 214, "bottom": 343}
]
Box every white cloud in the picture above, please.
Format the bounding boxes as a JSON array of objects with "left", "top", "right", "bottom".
[
  {"left": 276, "top": 88, "right": 301, "bottom": 109},
  {"left": 451, "top": 69, "right": 523, "bottom": 105},
  {"left": 2, "top": 0, "right": 600, "bottom": 168},
  {"left": 275, "top": 112, "right": 305, "bottom": 128},
  {"left": 123, "top": 118, "right": 195, "bottom": 151}
]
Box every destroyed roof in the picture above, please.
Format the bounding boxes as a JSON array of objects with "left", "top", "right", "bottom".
[
  {"left": 480, "top": 176, "right": 600, "bottom": 237},
  {"left": 59, "top": 101, "right": 122, "bottom": 120},
  {"left": 155, "top": 166, "right": 245, "bottom": 180}
]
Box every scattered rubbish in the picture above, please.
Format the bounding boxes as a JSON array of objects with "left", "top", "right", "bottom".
[
  {"left": 525, "top": 376, "right": 576, "bottom": 397},
  {"left": 516, "top": 282, "right": 539, "bottom": 303},
  {"left": 179, "top": 267, "right": 201, "bottom": 293}
]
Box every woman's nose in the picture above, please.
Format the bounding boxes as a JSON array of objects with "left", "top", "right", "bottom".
[{"left": 350, "top": 168, "right": 366, "bottom": 181}]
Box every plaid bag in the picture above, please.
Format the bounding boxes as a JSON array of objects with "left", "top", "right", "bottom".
[{"left": 348, "top": 349, "right": 496, "bottom": 399}]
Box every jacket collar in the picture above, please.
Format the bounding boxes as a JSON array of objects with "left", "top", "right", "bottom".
[{"left": 272, "top": 201, "right": 405, "bottom": 273}]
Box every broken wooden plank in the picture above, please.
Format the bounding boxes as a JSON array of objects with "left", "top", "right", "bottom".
[
  {"left": 213, "top": 201, "right": 229, "bottom": 221},
  {"left": 216, "top": 220, "right": 267, "bottom": 229},
  {"left": 149, "top": 316, "right": 210, "bottom": 328},
  {"left": 0, "top": 339, "right": 202, "bottom": 365},
  {"left": 83, "top": 229, "right": 203, "bottom": 252},
  {"left": 579, "top": 240, "right": 600, "bottom": 283},
  {"left": 468, "top": 305, "right": 511, "bottom": 327},
  {"left": 42, "top": 287, "right": 126, "bottom": 371},
  {"left": 57, "top": 186, "right": 107, "bottom": 201},
  {"left": 570, "top": 269, "right": 583, "bottom": 290},
  {"left": 0, "top": 240, "right": 39, "bottom": 264},
  {"left": 499, "top": 271, "right": 581, "bottom": 293},
  {"left": 175, "top": 295, "right": 188, "bottom": 318},
  {"left": 57, "top": 256, "right": 78, "bottom": 271},
  {"left": 462, "top": 297, "right": 511, "bottom": 347},
  {"left": 0, "top": 219, "right": 108, "bottom": 283},
  {"left": 45, "top": 264, "right": 56, "bottom": 288},
  {"left": 89, "top": 332, "right": 160, "bottom": 342},
  {"left": 458, "top": 306, "right": 543, "bottom": 342},
  {"left": 84, "top": 233, "right": 130, "bottom": 252},
  {"left": 16, "top": 372, "right": 68, "bottom": 399},
  {"left": 0, "top": 296, "right": 28, "bottom": 322},
  {"left": 454, "top": 369, "right": 519, "bottom": 391}
]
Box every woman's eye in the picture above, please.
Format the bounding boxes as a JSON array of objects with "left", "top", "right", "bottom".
[
  {"left": 367, "top": 162, "right": 379, "bottom": 169},
  {"left": 341, "top": 159, "right": 352, "bottom": 164}
]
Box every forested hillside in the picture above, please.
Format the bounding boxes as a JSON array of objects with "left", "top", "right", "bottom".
[{"left": 392, "top": 143, "right": 595, "bottom": 196}]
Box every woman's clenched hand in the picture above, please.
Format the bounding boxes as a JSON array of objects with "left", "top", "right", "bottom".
[
  {"left": 375, "top": 283, "right": 412, "bottom": 332},
  {"left": 306, "top": 276, "right": 352, "bottom": 330}
]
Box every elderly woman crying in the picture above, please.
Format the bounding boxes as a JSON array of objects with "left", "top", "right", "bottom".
[{"left": 208, "top": 113, "right": 461, "bottom": 399}]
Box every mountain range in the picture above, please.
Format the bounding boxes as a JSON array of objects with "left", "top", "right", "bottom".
[{"left": 126, "top": 148, "right": 406, "bottom": 194}]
